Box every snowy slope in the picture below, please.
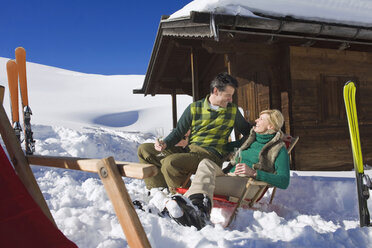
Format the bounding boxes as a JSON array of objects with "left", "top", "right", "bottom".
[
  {"left": 0, "top": 57, "right": 192, "bottom": 133},
  {"left": 1, "top": 56, "right": 372, "bottom": 247}
]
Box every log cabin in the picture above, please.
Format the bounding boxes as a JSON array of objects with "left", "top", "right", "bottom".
[{"left": 133, "top": 11, "right": 372, "bottom": 171}]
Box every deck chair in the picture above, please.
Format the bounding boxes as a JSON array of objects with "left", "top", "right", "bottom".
[
  {"left": 222, "top": 134, "right": 299, "bottom": 227},
  {"left": 0, "top": 143, "right": 78, "bottom": 247},
  {"left": 0, "top": 96, "right": 157, "bottom": 248},
  {"left": 176, "top": 134, "right": 299, "bottom": 209}
]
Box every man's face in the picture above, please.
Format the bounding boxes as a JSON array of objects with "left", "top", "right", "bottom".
[{"left": 213, "top": 85, "right": 235, "bottom": 108}]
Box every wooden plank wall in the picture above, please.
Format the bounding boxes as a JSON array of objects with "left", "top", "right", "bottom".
[
  {"left": 290, "top": 46, "right": 372, "bottom": 170},
  {"left": 234, "top": 44, "right": 279, "bottom": 122}
]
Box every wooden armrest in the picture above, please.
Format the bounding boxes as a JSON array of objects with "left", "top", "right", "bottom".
[{"left": 26, "top": 155, "right": 158, "bottom": 179}]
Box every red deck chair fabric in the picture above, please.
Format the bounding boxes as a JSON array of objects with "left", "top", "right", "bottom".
[
  {"left": 0, "top": 144, "right": 77, "bottom": 248},
  {"left": 176, "top": 184, "right": 268, "bottom": 207}
]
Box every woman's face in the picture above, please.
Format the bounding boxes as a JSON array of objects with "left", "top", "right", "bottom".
[{"left": 254, "top": 113, "right": 274, "bottom": 134}]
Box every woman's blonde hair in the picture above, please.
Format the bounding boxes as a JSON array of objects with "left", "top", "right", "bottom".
[{"left": 260, "top": 109, "right": 284, "bottom": 131}]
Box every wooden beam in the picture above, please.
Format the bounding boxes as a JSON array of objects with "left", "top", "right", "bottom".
[
  {"left": 98, "top": 157, "right": 152, "bottom": 248},
  {"left": 26, "top": 155, "right": 158, "bottom": 179},
  {"left": 0, "top": 103, "right": 56, "bottom": 226}
]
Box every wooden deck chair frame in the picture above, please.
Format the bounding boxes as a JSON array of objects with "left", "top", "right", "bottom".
[
  {"left": 234, "top": 135, "right": 299, "bottom": 206},
  {"left": 0, "top": 95, "right": 157, "bottom": 248},
  {"left": 225, "top": 134, "right": 299, "bottom": 227}
]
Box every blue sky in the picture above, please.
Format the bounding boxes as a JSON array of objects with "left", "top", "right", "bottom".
[{"left": 0, "top": 0, "right": 191, "bottom": 75}]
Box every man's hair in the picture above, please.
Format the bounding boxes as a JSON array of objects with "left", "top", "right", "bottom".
[
  {"left": 260, "top": 109, "right": 284, "bottom": 131},
  {"left": 210, "top": 72, "right": 239, "bottom": 93}
]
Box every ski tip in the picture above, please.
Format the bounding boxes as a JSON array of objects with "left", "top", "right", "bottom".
[
  {"left": 345, "top": 81, "right": 355, "bottom": 86},
  {"left": 15, "top": 47, "right": 26, "bottom": 52},
  {"left": 6, "top": 59, "right": 17, "bottom": 69},
  {"left": 15, "top": 47, "right": 26, "bottom": 57}
]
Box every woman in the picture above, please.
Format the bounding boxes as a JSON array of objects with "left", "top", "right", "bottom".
[{"left": 165, "top": 109, "right": 290, "bottom": 230}]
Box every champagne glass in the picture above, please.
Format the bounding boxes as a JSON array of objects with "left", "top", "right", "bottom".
[
  {"left": 156, "top": 127, "right": 166, "bottom": 157},
  {"left": 237, "top": 149, "right": 242, "bottom": 163},
  {"left": 233, "top": 148, "right": 243, "bottom": 175},
  {"left": 234, "top": 148, "right": 242, "bottom": 164}
]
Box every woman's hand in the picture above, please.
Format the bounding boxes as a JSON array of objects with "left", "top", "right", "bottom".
[{"left": 234, "top": 163, "right": 257, "bottom": 178}]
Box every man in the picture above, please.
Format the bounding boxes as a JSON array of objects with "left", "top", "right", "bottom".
[{"left": 137, "top": 72, "right": 251, "bottom": 192}]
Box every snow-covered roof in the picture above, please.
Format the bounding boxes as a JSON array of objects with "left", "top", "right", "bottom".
[
  {"left": 136, "top": 0, "right": 372, "bottom": 96},
  {"left": 170, "top": 0, "right": 372, "bottom": 28}
]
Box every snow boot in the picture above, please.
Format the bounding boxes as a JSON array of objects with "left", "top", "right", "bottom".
[
  {"left": 132, "top": 200, "right": 144, "bottom": 211},
  {"left": 166, "top": 195, "right": 205, "bottom": 230},
  {"left": 188, "top": 193, "right": 212, "bottom": 225}
]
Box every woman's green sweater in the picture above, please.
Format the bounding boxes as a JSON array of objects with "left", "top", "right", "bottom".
[{"left": 230, "top": 133, "right": 290, "bottom": 189}]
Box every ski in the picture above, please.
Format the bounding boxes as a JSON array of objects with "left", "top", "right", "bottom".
[
  {"left": 6, "top": 60, "right": 22, "bottom": 141},
  {"left": 15, "top": 47, "right": 35, "bottom": 155},
  {"left": 343, "top": 81, "right": 372, "bottom": 227}
]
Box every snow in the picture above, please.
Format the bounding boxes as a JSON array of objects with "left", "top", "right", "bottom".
[
  {"left": 1, "top": 1, "right": 372, "bottom": 246},
  {"left": 170, "top": 0, "right": 372, "bottom": 27}
]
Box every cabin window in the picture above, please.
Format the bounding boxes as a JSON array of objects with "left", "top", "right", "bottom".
[{"left": 319, "top": 75, "right": 358, "bottom": 124}]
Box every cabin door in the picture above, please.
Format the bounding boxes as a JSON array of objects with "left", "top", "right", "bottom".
[{"left": 236, "top": 77, "right": 270, "bottom": 122}]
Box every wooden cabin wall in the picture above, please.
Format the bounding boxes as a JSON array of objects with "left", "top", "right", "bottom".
[
  {"left": 290, "top": 46, "right": 372, "bottom": 170},
  {"left": 233, "top": 43, "right": 289, "bottom": 122},
  {"left": 232, "top": 44, "right": 293, "bottom": 149}
]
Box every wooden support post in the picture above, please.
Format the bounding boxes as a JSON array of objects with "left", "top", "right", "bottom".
[
  {"left": 171, "top": 91, "right": 177, "bottom": 129},
  {"left": 97, "top": 157, "right": 151, "bottom": 248},
  {"left": 224, "top": 54, "right": 231, "bottom": 75},
  {"left": 0, "top": 103, "right": 57, "bottom": 226},
  {"left": 190, "top": 48, "right": 199, "bottom": 101},
  {"left": 0, "top": 85, "right": 4, "bottom": 104}
]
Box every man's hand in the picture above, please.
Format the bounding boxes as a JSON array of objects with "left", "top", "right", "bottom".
[
  {"left": 155, "top": 139, "right": 167, "bottom": 152},
  {"left": 234, "top": 163, "right": 257, "bottom": 178}
]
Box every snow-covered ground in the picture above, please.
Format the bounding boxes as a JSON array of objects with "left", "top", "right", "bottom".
[{"left": 1, "top": 55, "right": 372, "bottom": 247}]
